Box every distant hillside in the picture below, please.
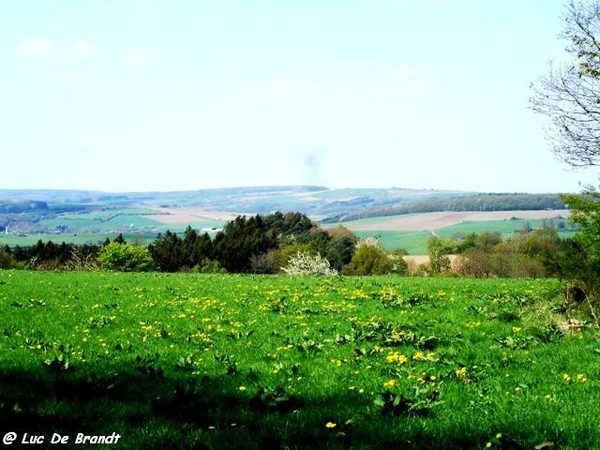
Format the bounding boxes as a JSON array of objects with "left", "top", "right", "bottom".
[
  {"left": 0, "top": 185, "right": 473, "bottom": 225},
  {"left": 0, "top": 187, "right": 570, "bottom": 241},
  {"left": 327, "top": 193, "right": 567, "bottom": 223}
]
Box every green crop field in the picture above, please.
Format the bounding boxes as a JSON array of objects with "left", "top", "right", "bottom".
[
  {"left": 354, "top": 220, "right": 576, "bottom": 255},
  {"left": 354, "top": 230, "right": 432, "bottom": 254},
  {"left": 0, "top": 271, "right": 597, "bottom": 449}
]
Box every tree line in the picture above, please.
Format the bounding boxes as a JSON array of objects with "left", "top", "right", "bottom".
[
  {"left": 0, "top": 212, "right": 365, "bottom": 274},
  {"left": 332, "top": 193, "right": 568, "bottom": 223},
  {"left": 0, "top": 209, "right": 584, "bottom": 280}
]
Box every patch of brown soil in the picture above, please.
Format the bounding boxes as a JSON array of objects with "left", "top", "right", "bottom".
[
  {"left": 347, "top": 210, "right": 571, "bottom": 232},
  {"left": 142, "top": 208, "right": 243, "bottom": 224}
]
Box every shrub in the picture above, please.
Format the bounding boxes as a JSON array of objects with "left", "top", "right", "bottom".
[
  {"left": 0, "top": 248, "right": 14, "bottom": 269},
  {"left": 197, "top": 258, "right": 228, "bottom": 274},
  {"left": 281, "top": 251, "right": 337, "bottom": 276},
  {"left": 98, "top": 242, "right": 155, "bottom": 272}
]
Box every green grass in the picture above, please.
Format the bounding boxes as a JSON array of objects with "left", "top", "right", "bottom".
[
  {"left": 355, "top": 220, "right": 576, "bottom": 254},
  {"left": 354, "top": 230, "right": 432, "bottom": 254},
  {"left": 0, "top": 271, "right": 597, "bottom": 449},
  {"left": 437, "top": 219, "right": 549, "bottom": 236}
]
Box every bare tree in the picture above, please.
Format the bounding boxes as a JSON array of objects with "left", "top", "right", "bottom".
[{"left": 531, "top": 0, "right": 600, "bottom": 167}]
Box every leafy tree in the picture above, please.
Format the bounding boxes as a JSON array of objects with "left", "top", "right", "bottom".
[
  {"left": 263, "top": 211, "right": 316, "bottom": 243},
  {"left": 307, "top": 228, "right": 331, "bottom": 257},
  {"left": 213, "top": 215, "right": 278, "bottom": 273},
  {"left": 0, "top": 246, "right": 13, "bottom": 269},
  {"left": 427, "top": 237, "right": 458, "bottom": 275},
  {"left": 181, "top": 226, "right": 213, "bottom": 269},
  {"left": 344, "top": 238, "right": 391, "bottom": 275},
  {"left": 98, "top": 242, "right": 155, "bottom": 272},
  {"left": 250, "top": 249, "right": 281, "bottom": 274},
  {"left": 558, "top": 189, "right": 600, "bottom": 317},
  {"left": 530, "top": 0, "right": 600, "bottom": 167},
  {"left": 148, "top": 230, "right": 184, "bottom": 272},
  {"left": 325, "top": 225, "right": 358, "bottom": 271},
  {"left": 456, "top": 232, "right": 502, "bottom": 277},
  {"left": 388, "top": 253, "right": 409, "bottom": 276}
]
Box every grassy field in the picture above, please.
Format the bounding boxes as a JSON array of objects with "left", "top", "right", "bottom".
[
  {"left": 0, "top": 271, "right": 597, "bottom": 449},
  {"left": 354, "top": 230, "right": 432, "bottom": 254},
  {"left": 354, "top": 220, "right": 576, "bottom": 254}
]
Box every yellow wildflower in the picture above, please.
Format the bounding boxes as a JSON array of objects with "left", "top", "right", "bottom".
[
  {"left": 386, "top": 352, "right": 408, "bottom": 364},
  {"left": 383, "top": 379, "right": 397, "bottom": 388},
  {"left": 455, "top": 367, "right": 468, "bottom": 379}
]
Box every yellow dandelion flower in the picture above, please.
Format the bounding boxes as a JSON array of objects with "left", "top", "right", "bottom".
[
  {"left": 383, "top": 379, "right": 397, "bottom": 389},
  {"left": 238, "top": 386, "right": 247, "bottom": 391},
  {"left": 455, "top": 367, "right": 468, "bottom": 379},
  {"left": 496, "top": 433, "right": 502, "bottom": 439},
  {"left": 325, "top": 422, "right": 337, "bottom": 428},
  {"left": 386, "top": 352, "right": 408, "bottom": 364}
]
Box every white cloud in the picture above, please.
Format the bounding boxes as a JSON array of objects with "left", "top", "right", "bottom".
[
  {"left": 74, "top": 40, "right": 93, "bottom": 57},
  {"left": 387, "top": 64, "right": 432, "bottom": 94},
  {"left": 16, "top": 38, "right": 51, "bottom": 56},
  {"left": 16, "top": 38, "right": 93, "bottom": 60},
  {"left": 133, "top": 0, "right": 158, "bottom": 6},
  {"left": 122, "top": 50, "right": 150, "bottom": 67},
  {"left": 272, "top": 77, "right": 318, "bottom": 111}
]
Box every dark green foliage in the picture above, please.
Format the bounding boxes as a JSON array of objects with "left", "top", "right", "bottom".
[
  {"left": 263, "top": 211, "right": 316, "bottom": 243},
  {"left": 0, "top": 240, "right": 102, "bottom": 270},
  {"left": 148, "top": 228, "right": 214, "bottom": 272},
  {"left": 0, "top": 246, "right": 14, "bottom": 269},
  {"left": 325, "top": 226, "right": 358, "bottom": 271},
  {"left": 213, "top": 215, "right": 279, "bottom": 273},
  {"left": 148, "top": 231, "right": 185, "bottom": 272},
  {"left": 181, "top": 226, "right": 213, "bottom": 267}
]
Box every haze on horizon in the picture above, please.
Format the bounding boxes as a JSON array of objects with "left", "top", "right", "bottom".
[{"left": 2, "top": 0, "right": 599, "bottom": 194}]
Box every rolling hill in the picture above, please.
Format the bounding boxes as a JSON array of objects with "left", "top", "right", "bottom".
[{"left": 0, "top": 186, "right": 572, "bottom": 249}]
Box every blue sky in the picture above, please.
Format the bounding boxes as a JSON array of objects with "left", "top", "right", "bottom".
[{"left": 2, "top": 0, "right": 598, "bottom": 193}]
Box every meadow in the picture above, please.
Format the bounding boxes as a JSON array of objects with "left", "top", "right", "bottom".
[
  {"left": 354, "top": 219, "right": 575, "bottom": 254},
  {"left": 0, "top": 271, "right": 598, "bottom": 449}
]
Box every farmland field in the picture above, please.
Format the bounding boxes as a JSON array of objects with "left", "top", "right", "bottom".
[
  {"left": 340, "top": 210, "right": 571, "bottom": 232},
  {"left": 0, "top": 271, "right": 598, "bottom": 449},
  {"left": 345, "top": 211, "right": 573, "bottom": 254}
]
